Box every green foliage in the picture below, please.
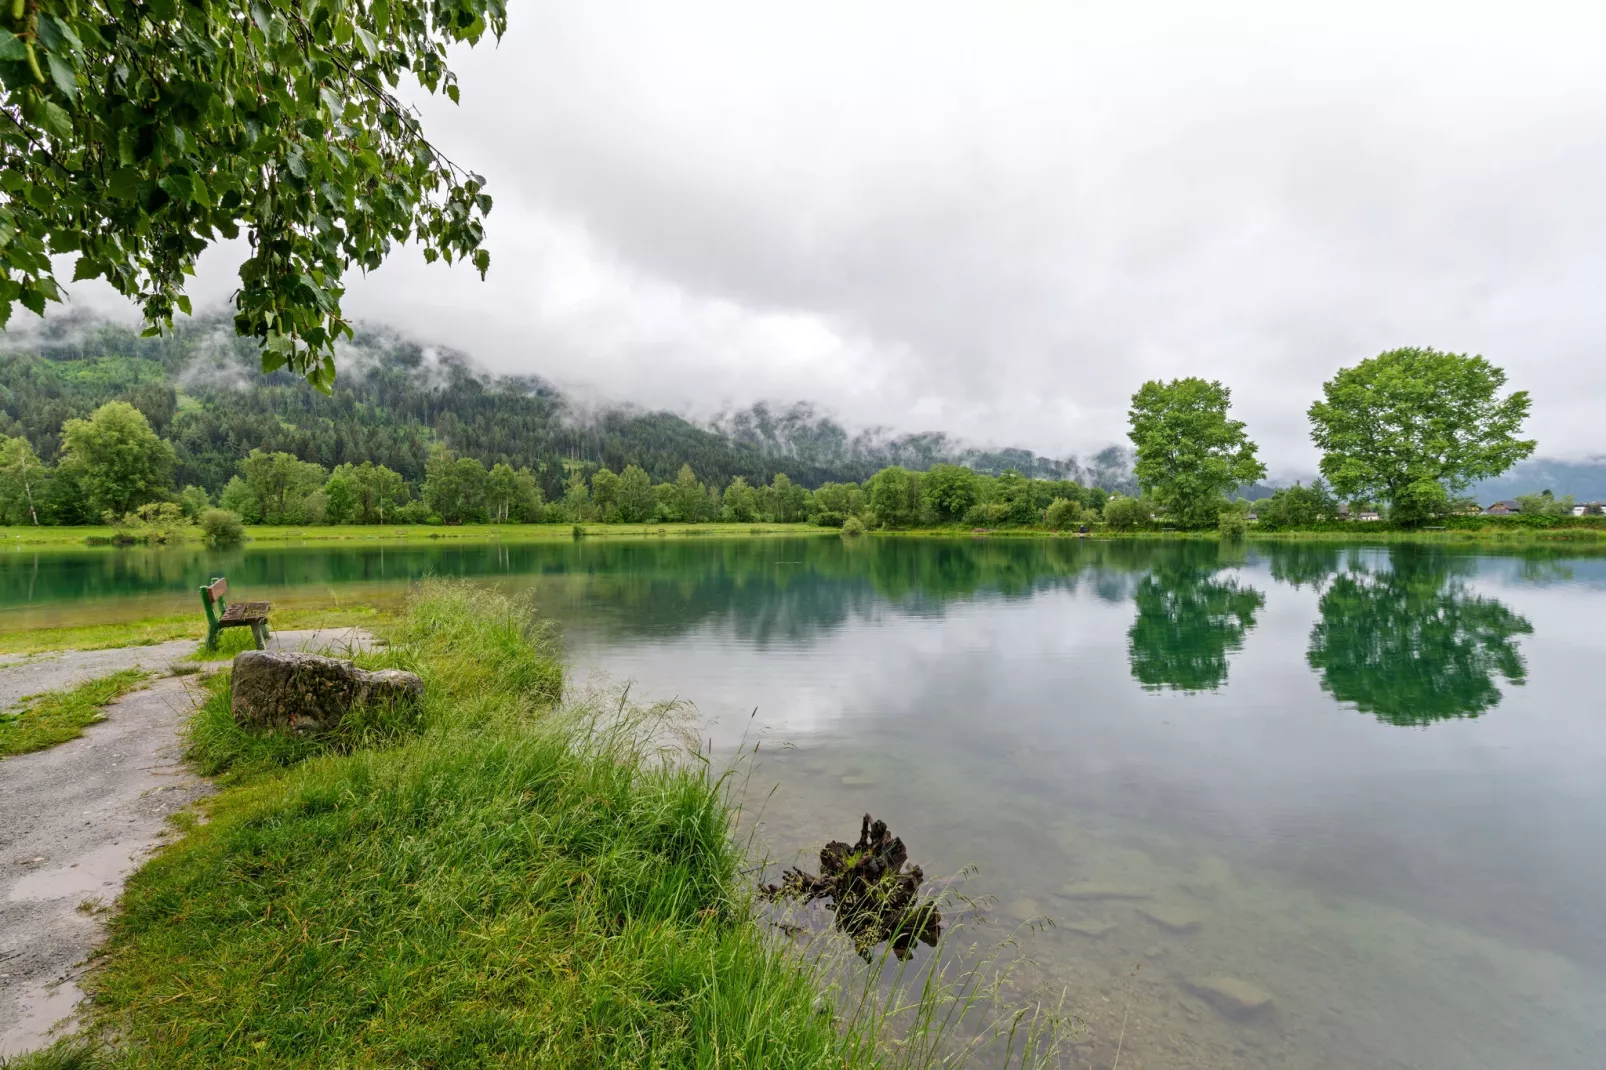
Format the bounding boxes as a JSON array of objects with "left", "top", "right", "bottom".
[
  {"left": 866, "top": 466, "right": 921, "bottom": 528},
  {"left": 0, "top": 0, "right": 505, "bottom": 387},
  {"left": 1101, "top": 494, "right": 1150, "bottom": 531},
  {"left": 1217, "top": 502, "right": 1248, "bottom": 538},
  {"left": 1128, "top": 378, "right": 1265, "bottom": 528},
  {"left": 484, "top": 461, "right": 541, "bottom": 523},
  {"left": 176, "top": 484, "right": 211, "bottom": 520},
  {"left": 0, "top": 432, "right": 48, "bottom": 523},
  {"left": 0, "top": 667, "right": 150, "bottom": 756},
  {"left": 719, "top": 474, "right": 759, "bottom": 522},
  {"left": 1308, "top": 348, "right": 1535, "bottom": 524},
  {"left": 199, "top": 507, "right": 243, "bottom": 547},
  {"left": 1255, "top": 480, "right": 1337, "bottom": 530},
  {"left": 1514, "top": 490, "right": 1575, "bottom": 518},
  {"left": 589, "top": 466, "right": 620, "bottom": 519},
  {"left": 1308, "top": 548, "right": 1532, "bottom": 724},
  {"left": 1043, "top": 497, "right": 1082, "bottom": 530},
  {"left": 110, "top": 500, "right": 185, "bottom": 543},
  {"left": 920, "top": 463, "right": 979, "bottom": 522},
  {"left": 1128, "top": 549, "right": 1264, "bottom": 691},
  {"left": 238, "top": 448, "right": 326, "bottom": 524},
  {"left": 615, "top": 464, "right": 654, "bottom": 522},
  {"left": 421, "top": 444, "right": 486, "bottom": 523},
  {"left": 841, "top": 514, "right": 866, "bottom": 536},
  {"left": 768, "top": 472, "right": 808, "bottom": 523},
  {"left": 56, "top": 401, "right": 174, "bottom": 517}
]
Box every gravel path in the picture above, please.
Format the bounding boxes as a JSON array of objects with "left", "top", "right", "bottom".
[{"left": 0, "top": 628, "right": 376, "bottom": 1056}]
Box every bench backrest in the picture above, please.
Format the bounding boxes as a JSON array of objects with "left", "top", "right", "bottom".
[{"left": 201, "top": 577, "right": 229, "bottom": 627}]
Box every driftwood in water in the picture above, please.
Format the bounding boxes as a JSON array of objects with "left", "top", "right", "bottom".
[{"left": 761, "top": 813, "right": 943, "bottom": 960}]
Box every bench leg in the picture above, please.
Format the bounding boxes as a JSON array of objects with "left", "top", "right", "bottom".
[
  {"left": 206, "top": 623, "right": 220, "bottom": 651},
  {"left": 251, "top": 622, "right": 267, "bottom": 650}
]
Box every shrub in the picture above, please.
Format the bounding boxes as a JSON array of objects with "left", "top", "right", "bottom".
[
  {"left": 199, "top": 508, "right": 244, "bottom": 547},
  {"left": 811, "top": 510, "right": 846, "bottom": 528},
  {"left": 1102, "top": 495, "right": 1148, "bottom": 531},
  {"left": 841, "top": 515, "right": 866, "bottom": 536},
  {"left": 1044, "top": 497, "right": 1083, "bottom": 530},
  {"left": 1218, "top": 506, "right": 1248, "bottom": 538}
]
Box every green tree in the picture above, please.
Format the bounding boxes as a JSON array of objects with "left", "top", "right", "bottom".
[
  {"left": 1128, "top": 378, "right": 1266, "bottom": 528},
  {"left": 560, "top": 469, "right": 591, "bottom": 521},
  {"left": 1044, "top": 497, "right": 1082, "bottom": 530},
  {"left": 866, "top": 466, "right": 921, "bottom": 528},
  {"left": 590, "top": 468, "right": 621, "bottom": 520},
  {"left": 349, "top": 461, "right": 407, "bottom": 523},
  {"left": 422, "top": 445, "right": 486, "bottom": 523},
  {"left": 0, "top": 434, "right": 49, "bottom": 525},
  {"left": 1255, "top": 480, "right": 1337, "bottom": 530},
  {"left": 239, "top": 449, "right": 326, "bottom": 524},
  {"left": 672, "top": 464, "right": 707, "bottom": 523},
  {"left": 809, "top": 482, "right": 863, "bottom": 526},
  {"left": 323, "top": 466, "right": 359, "bottom": 524},
  {"left": 616, "top": 465, "right": 655, "bottom": 523},
  {"left": 720, "top": 476, "right": 759, "bottom": 522},
  {"left": 56, "top": 401, "right": 174, "bottom": 517},
  {"left": 177, "top": 484, "right": 211, "bottom": 521},
  {"left": 0, "top": 0, "right": 504, "bottom": 388},
  {"left": 1514, "top": 490, "right": 1574, "bottom": 518},
  {"left": 1308, "top": 348, "right": 1535, "bottom": 525},
  {"left": 921, "top": 464, "right": 979, "bottom": 523},
  {"left": 769, "top": 473, "right": 808, "bottom": 523},
  {"left": 484, "top": 462, "right": 541, "bottom": 522},
  {"left": 1101, "top": 494, "right": 1150, "bottom": 531},
  {"left": 1307, "top": 549, "right": 1532, "bottom": 724},
  {"left": 218, "top": 474, "right": 258, "bottom": 522},
  {"left": 992, "top": 470, "right": 1038, "bottom": 525}
]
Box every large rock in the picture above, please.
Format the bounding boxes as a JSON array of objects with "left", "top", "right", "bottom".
[{"left": 231, "top": 651, "right": 422, "bottom": 734}]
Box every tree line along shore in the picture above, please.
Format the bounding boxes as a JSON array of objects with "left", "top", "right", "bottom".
[{"left": 3, "top": 343, "right": 1601, "bottom": 545}]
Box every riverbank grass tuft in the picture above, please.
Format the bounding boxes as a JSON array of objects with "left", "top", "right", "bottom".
[{"left": 0, "top": 669, "right": 153, "bottom": 758}]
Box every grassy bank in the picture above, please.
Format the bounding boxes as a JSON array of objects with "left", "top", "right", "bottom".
[
  {"left": 7, "top": 583, "right": 1029, "bottom": 1069},
  {"left": 0, "top": 522, "right": 828, "bottom": 548},
  {"left": 0, "top": 605, "right": 389, "bottom": 657},
  {"left": 0, "top": 669, "right": 153, "bottom": 757}
]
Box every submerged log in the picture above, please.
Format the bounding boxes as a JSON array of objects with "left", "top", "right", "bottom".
[{"left": 761, "top": 813, "right": 943, "bottom": 961}]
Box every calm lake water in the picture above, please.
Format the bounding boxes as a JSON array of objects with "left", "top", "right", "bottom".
[{"left": 4, "top": 536, "right": 1605, "bottom": 1068}]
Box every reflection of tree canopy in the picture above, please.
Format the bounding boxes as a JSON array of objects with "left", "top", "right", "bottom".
[
  {"left": 1127, "top": 545, "right": 1265, "bottom": 693},
  {"left": 1306, "top": 547, "right": 1533, "bottom": 725},
  {"left": 1264, "top": 542, "right": 1343, "bottom": 590}
]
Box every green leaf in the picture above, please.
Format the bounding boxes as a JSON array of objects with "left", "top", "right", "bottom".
[
  {"left": 46, "top": 52, "right": 77, "bottom": 101},
  {"left": 190, "top": 174, "right": 212, "bottom": 207},
  {"left": 0, "top": 33, "right": 26, "bottom": 62},
  {"left": 176, "top": 294, "right": 192, "bottom": 316},
  {"left": 446, "top": 83, "right": 459, "bottom": 104},
  {"left": 38, "top": 100, "right": 72, "bottom": 139}
]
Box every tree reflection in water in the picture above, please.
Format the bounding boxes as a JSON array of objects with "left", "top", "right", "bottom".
[
  {"left": 1126, "top": 544, "right": 1265, "bottom": 693},
  {"left": 1306, "top": 547, "right": 1533, "bottom": 725}
]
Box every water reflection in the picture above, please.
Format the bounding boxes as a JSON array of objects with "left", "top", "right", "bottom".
[
  {"left": 1306, "top": 547, "right": 1533, "bottom": 725},
  {"left": 1126, "top": 544, "right": 1265, "bottom": 692}
]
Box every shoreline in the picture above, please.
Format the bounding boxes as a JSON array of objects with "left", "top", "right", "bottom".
[{"left": 4, "top": 519, "right": 1605, "bottom": 550}]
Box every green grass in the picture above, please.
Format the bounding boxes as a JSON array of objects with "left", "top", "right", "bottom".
[
  {"left": 0, "top": 522, "right": 828, "bottom": 547},
  {"left": 51, "top": 584, "right": 850, "bottom": 1067},
  {"left": 0, "top": 669, "right": 154, "bottom": 757}
]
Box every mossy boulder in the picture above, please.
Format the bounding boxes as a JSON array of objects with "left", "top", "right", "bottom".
[{"left": 231, "top": 651, "right": 422, "bottom": 735}]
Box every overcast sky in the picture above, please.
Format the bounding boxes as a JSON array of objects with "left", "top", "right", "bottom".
[{"left": 72, "top": 1, "right": 1606, "bottom": 473}]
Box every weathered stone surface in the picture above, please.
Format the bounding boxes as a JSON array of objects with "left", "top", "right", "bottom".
[
  {"left": 231, "top": 651, "right": 422, "bottom": 734},
  {"left": 1138, "top": 903, "right": 1202, "bottom": 933},
  {"left": 1055, "top": 881, "right": 1151, "bottom": 902},
  {"left": 1188, "top": 976, "right": 1274, "bottom": 1019}
]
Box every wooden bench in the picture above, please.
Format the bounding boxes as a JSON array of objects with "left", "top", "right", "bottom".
[{"left": 201, "top": 577, "right": 272, "bottom": 650}]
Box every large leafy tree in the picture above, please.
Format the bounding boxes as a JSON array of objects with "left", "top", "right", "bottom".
[
  {"left": 1307, "top": 348, "right": 1535, "bottom": 524},
  {"left": 56, "top": 399, "right": 173, "bottom": 516},
  {"left": 0, "top": 0, "right": 502, "bottom": 390},
  {"left": 1127, "top": 378, "right": 1265, "bottom": 528}
]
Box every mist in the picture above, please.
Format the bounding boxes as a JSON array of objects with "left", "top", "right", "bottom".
[{"left": 52, "top": 1, "right": 1606, "bottom": 475}]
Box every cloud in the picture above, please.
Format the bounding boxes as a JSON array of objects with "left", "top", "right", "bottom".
[{"left": 66, "top": 0, "right": 1606, "bottom": 472}]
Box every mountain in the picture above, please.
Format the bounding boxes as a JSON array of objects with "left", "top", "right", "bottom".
[
  {"left": 0, "top": 314, "right": 1132, "bottom": 498},
  {"left": 1470, "top": 459, "right": 1606, "bottom": 504}
]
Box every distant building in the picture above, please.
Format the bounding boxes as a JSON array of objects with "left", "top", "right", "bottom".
[
  {"left": 1357, "top": 511, "right": 1381, "bottom": 521},
  {"left": 1484, "top": 500, "right": 1521, "bottom": 516},
  {"left": 1574, "top": 502, "right": 1606, "bottom": 517}
]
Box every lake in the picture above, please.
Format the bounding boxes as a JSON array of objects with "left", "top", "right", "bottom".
[{"left": 4, "top": 536, "right": 1605, "bottom": 1068}]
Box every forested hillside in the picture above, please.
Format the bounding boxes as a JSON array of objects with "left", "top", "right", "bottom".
[{"left": 0, "top": 315, "right": 1118, "bottom": 502}]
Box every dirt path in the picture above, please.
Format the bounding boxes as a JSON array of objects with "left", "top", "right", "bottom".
[{"left": 0, "top": 628, "right": 375, "bottom": 1056}]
